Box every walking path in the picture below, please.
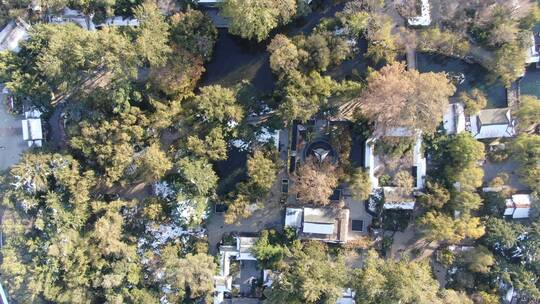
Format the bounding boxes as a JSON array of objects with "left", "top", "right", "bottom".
[{"left": 406, "top": 46, "right": 417, "bottom": 70}]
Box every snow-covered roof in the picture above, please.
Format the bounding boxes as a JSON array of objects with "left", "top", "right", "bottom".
[
  {"left": 285, "top": 208, "right": 303, "bottom": 228},
  {"left": 505, "top": 194, "right": 532, "bottom": 219},
  {"left": 443, "top": 102, "right": 466, "bottom": 134},
  {"left": 21, "top": 118, "right": 43, "bottom": 147},
  {"left": 408, "top": 0, "right": 431, "bottom": 26},
  {"left": 383, "top": 187, "right": 415, "bottom": 210},
  {"left": 257, "top": 127, "right": 280, "bottom": 149},
  {"left": 413, "top": 134, "right": 426, "bottom": 189},
  {"left": 236, "top": 236, "right": 257, "bottom": 260},
  {"left": 526, "top": 33, "right": 540, "bottom": 64},
  {"left": 303, "top": 222, "right": 335, "bottom": 235}
]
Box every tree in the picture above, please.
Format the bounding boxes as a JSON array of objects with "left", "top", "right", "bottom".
[
  {"left": 0, "top": 23, "right": 139, "bottom": 108},
  {"left": 349, "top": 168, "right": 372, "bottom": 201},
  {"left": 516, "top": 95, "right": 540, "bottom": 132},
  {"left": 352, "top": 250, "right": 449, "bottom": 304},
  {"left": 417, "top": 27, "right": 470, "bottom": 58},
  {"left": 490, "top": 41, "right": 527, "bottom": 87},
  {"left": 133, "top": 1, "right": 171, "bottom": 67},
  {"left": 136, "top": 143, "right": 172, "bottom": 181},
  {"left": 293, "top": 158, "right": 339, "bottom": 205},
  {"left": 69, "top": 107, "right": 149, "bottom": 186},
  {"left": 224, "top": 193, "right": 252, "bottom": 224},
  {"left": 252, "top": 230, "right": 286, "bottom": 269},
  {"left": 459, "top": 89, "right": 488, "bottom": 116},
  {"left": 159, "top": 247, "right": 217, "bottom": 303},
  {"left": 177, "top": 157, "right": 218, "bottom": 196},
  {"left": 365, "top": 13, "right": 398, "bottom": 64},
  {"left": 247, "top": 150, "right": 279, "bottom": 194},
  {"left": 440, "top": 290, "right": 474, "bottom": 304},
  {"left": 418, "top": 211, "right": 485, "bottom": 244},
  {"left": 393, "top": 170, "right": 414, "bottom": 193},
  {"left": 268, "top": 34, "right": 303, "bottom": 76},
  {"left": 467, "top": 246, "right": 495, "bottom": 274},
  {"left": 277, "top": 70, "right": 336, "bottom": 122},
  {"left": 190, "top": 85, "right": 243, "bottom": 124},
  {"left": 445, "top": 133, "right": 485, "bottom": 169},
  {"left": 186, "top": 127, "right": 228, "bottom": 161},
  {"left": 221, "top": 0, "right": 298, "bottom": 41},
  {"left": 169, "top": 9, "right": 218, "bottom": 60},
  {"left": 418, "top": 182, "right": 450, "bottom": 209},
  {"left": 452, "top": 191, "right": 483, "bottom": 213},
  {"left": 349, "top": 62, "right": 456, "bottom": 135},
  {"left": 484, "top": 217, "right": 525, "bottom": 250},
  {"left": 511, "top": 134, "right": 540, "bottom": 189},
  {"left": 149, "top": 49, "right": 204, "bottom": 98},
  {"left": 264, "top": 241, "right": 346, "bottom": 304}
]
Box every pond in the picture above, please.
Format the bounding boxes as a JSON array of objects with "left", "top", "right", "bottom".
[
  {"left": 417, "top": 53, "right": 507, "bottom": 108},
  {"left": 213, "top": 146, "right": 248, "bottom": 196},
  {"left": 520, "top": 65, "right": 540, "bottom": 98}
]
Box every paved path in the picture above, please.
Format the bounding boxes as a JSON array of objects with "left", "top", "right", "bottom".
[
  {"left": 0, "top": 86, "right": 26, "bottom": 171},
  {"left": 406, "top": 46, "right": 417, "bottom": 70}
]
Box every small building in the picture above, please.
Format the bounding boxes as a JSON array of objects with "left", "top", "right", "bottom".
[
  {"left": 382, "top": 187, "right": 415, "bottom": 210},
  {"left": 285, "top": 207, "right": 349, "bottom": 243},
  {"left": 236, "top": 237, "right": 257, "bottom": 260},
  {"left": 21, "top": 110, "right": 43, "bottom": 147},
  {"left": 443, "top": 102, "right": 466, "bottom": 135},
  {"left": 469, "top": 108, "right": 515, "bottom": 140},
  {"left": 504, "top": 194, "right": 532, "bottom": 219},
  {"left": 336, "top": 288, "right": 356, "bottom": 304}
]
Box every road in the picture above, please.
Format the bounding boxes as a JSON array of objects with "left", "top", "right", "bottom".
[{"left": 0, "top": 85, "right": 26, "bottom": 171}]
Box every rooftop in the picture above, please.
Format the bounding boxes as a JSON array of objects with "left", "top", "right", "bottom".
[{"left": 478, "top": 108, "right": 510, "bottom": 125}]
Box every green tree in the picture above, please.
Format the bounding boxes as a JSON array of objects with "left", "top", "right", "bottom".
[
  {"left": 190, "top": 85, "right": 243, "bottom": 124},
  {"left": 268, "top": 34, "right": 303, "bottom": 76},
  {"left": 252, "top": 229, "right": 286, "bottom": 269},
  {"left": 247, "top": 150, "right": 279, "bottom": 194},
  {"left": 277, "top": 70, "right": 336, "bottom": 122},
  {"left": 467, "top": 246, "right": 495, "bottom": 274},
  {"left": 393, "top": 170, "right": 414, "bottom": 193},
  {"left": 459, "top": 88, "right": 488, "bottom": 116},
  {"left": 352, "top": 250, "right": 445, "bottom": 304},
  {"left": 452, "top": 191, "right": 483, "bottom": 213},
  {"left": 170, "top": 9, "right": 218, "bottom": 60},
  {"left": 418, "top": 211, "right": 485, "bottom": 244},
  {"left": 484, "top": 217, "right": 525, "bottom": 250},
  {"left": 511, "top": 134, "right": 540, "bottom": 189},
  {"left": 516, "top": 95, "right": 540, "bottom": 133},
  {"left": 69, "top": 107, "right": 149, "bottom": 186},
  {"left": 418, "top": 182, "right": 450, "bottom": 209},
  {"left": 349, "top": 168, "right": 372, "bottom": 201},
  {"left": 133, "top": 1, "right": 171, "bottom": 67},
  {"left": 417, "top": 27, "right": 470, "bottom": 58},
  {"left": 177, "top": 157, "right": 218, "bottom": 196},
  {"left": 0, "top": 23, "right": 139, "bottom": 108},
  {"left": 224, "top": 193, "right": 252, "bottom": 224},
  {"left": 221, "top": 0, "right": 298, "bottom": 41},
  {"left": 136, "top": 143, "right": 172, "bottom": 181},
  {"left": 265, "top": 241, "right": 346, "bottom": 304},
  {"left": 186, "top": 127, "right": 228, "bottom": 161}
]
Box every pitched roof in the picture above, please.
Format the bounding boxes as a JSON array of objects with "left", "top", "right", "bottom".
[{"left": 478, "top": 108, "right": 510, "bottom": 125}]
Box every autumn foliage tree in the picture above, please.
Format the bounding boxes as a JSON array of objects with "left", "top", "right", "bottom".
[
  {"left": 293, "top": 158, "right": 340, "bottom": 205},
  {"left": 348, "top": 62, "right": 455, "bottom": 135}
]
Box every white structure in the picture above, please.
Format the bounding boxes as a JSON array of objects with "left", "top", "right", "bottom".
[
  {"left": 443, "top": 102, "right": 466, "bottom": 135},
  {"left": 21, "top": 110, "right": 43, "bottom": 147},
  {"left": 408, "top": 0, "right": 431, "bottom": 26},
  {"left": 469, "top": 108, "right": 516, "bottom": 139},
  {"left": 284, "top": 207, "right": 303, "bottom": 230},
  {"left": 526, "top": 33, "right": 540, "bottom": 64},
  {"left": 504, "top": 194, "right": 532, "bottom": 219},
  {"left": 0, "top": 19, "right": 30, "bottom": 52}
]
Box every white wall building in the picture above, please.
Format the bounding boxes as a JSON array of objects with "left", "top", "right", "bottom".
[{"left": 407, "top": 0, "right": 431, "bottom": 26}]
